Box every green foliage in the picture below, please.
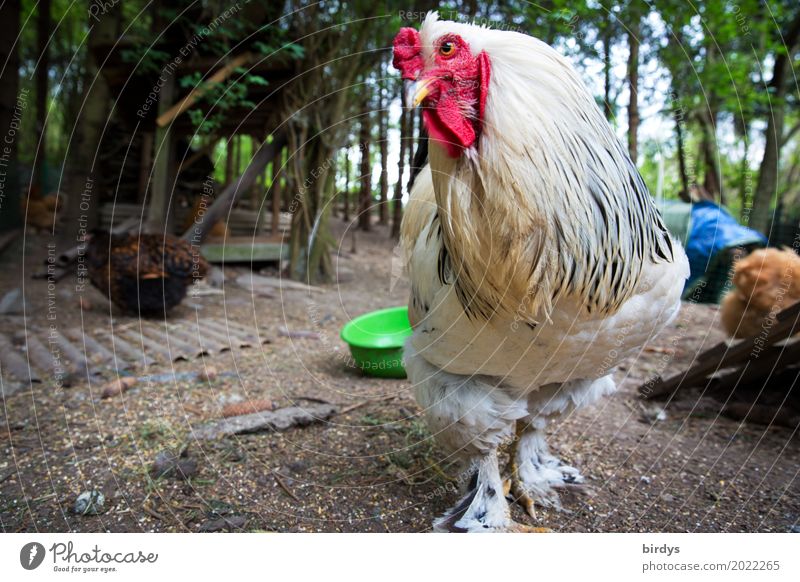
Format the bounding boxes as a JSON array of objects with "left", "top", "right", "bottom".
[{"left": 13, "top": 0, "right": 800, "bottom": 234}]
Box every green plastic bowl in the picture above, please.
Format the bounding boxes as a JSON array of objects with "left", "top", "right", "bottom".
[{"left": 340, "top": 306, "right": 412, "bottom": 378}]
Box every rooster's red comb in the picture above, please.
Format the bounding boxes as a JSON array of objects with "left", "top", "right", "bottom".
[{"left": 392, "top": 27, "right": 424, "bottom": 80}]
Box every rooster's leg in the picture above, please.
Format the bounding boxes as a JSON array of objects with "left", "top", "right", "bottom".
[
  {"left": 509, "top": 419, "right": 587, "bottom": 513},
  {"left": 505, "top": 420, "right": 536, "bottom": 518},
  {"left": 405, "top": 342, "right": 549, "bottom": 532},
  {"left": 435, "top": 452, "right": 549, "bottom": 533}
]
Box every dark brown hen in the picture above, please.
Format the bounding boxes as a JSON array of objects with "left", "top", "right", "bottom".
[{"left": 87, "top": 231, "right": 208, "bottom": 316}]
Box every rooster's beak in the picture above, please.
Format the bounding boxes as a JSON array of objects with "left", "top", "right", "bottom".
[{"left": 404, "top": 78, "right": 432, "bottom": 108}]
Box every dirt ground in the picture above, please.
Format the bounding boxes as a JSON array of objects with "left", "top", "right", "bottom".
[{"left": 1, "top": 223, "right": 798, "bottom": 533}]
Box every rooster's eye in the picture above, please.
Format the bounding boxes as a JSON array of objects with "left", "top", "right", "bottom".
[{"left": 439, "top": 41, "right": 456, "bottom": 58}]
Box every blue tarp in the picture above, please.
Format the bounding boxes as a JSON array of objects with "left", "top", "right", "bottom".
[{"left": 684, "top": 201, "right": 766, "bottom": 284}]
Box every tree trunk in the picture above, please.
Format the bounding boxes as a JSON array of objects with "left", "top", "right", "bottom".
[
  {"left": 699, "top": 108, "right": 723, "bottom": 204},
  {"left": 391, "top": 106, "right": 408, "bottom": 239},
  {"left": 739, "top": 126, "right": 750, "bottom": 222},
  {"left": 750, "top": 10, "right": 800, "bottom": 234},
  {"left": 34, "top": 0, "right": 51, "bottom": 192},
  {"left": 0, "top": 0, "right": 21, "bottom": 232},
  {"left": 406, "top": 110, "right": 417, "bottom": 192},
  {"left": 358, "top": 113, "right": 372, "bottom": 232},
  {"left": 330, "top": 155, "right": 338, "bottom": 219},
  {"left": 602, "top": 25, "right": 613, "bottom": 121},
  {"left": 671, "top": 95, "right": 690, "bottom": 201},
  {"left": 627, "top": 17, "right": 640, "bottom": 164},
  {"left": 144, "top": 73, "right": 175, "bottom": 234},
  {"left": 59, "top": 9, "right": 117, "bottom": 246},
  {"left": 342, "top": 148, "right": 350, "bottom": 221},
  {"left": 378, "top": 92, "right": 389, "bottom": 224},
  {"left": 287, "top": 127, "right": 335, "bottom": 283}
]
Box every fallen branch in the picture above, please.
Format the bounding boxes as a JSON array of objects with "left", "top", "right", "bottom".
[
  {"left": 340, "top": 393, "right": 399, "bottom": 414},
  {"left": 278, "top": 326, "right": 320, "bottom": 340},
  {"left": 192, "top": 402, "right": 337, "bottom": 440},
  {"left": 236, "top": 273, "right": 323, "bottom": 295},
  {"left": 273, "top": 472, "right": 300, "bottom": 502},
  {"left": 290, "top": 395, "right": 332, "bottom": 405},
  {"left": 142, "top": 502, "right": 167, "bottom": 521}
]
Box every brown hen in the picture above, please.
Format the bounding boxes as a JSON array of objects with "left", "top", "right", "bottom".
[
  {"left": 721, "top": 248, "right": 800, "bottom": 338},
  {"left": 87, "top": 231, "right": 208, "bottom": 316}
]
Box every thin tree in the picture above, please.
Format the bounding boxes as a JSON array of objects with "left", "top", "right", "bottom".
[
  {"left": 751, "top": 9, "right": 800, "bottom": 234},
  {"left": 34, "top": 0, "right": 51, "bottom": 192},
  {"left": 59, "top": 8, "right": 118, "bottom": 247},
  {"left": 626, "top": 12, "right": 640, "bottom": 164},
  {"left": 342, "top": 147, "right": 350, "bottom": 221},
  {"left": 0, "top": 0, "right": 21, "bottom": 231},
  {"left": 378, "top": 84, "right": 389, "bottom": 224},
  {"left": 391, "top": 104, "right": 407, "bottom": 239},
  {"left": 358, "top": 108, "right": 372, "bottom": 231}
]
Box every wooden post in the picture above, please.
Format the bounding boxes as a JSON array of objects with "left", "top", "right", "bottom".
[
  {"left": 145, "top": 74, "right": 175, "bottom": 234},
  {"left": 271, "top": 146, "right": 283, "bottom": 237},
  {"left": 251, "top": 135, "right": 263, "bottom": 210},
  {"left": 233, "top": 134, "right": 241, "bottom": 180},
  {"left": 137, "top": 132, "right": 154, "bottom": 203},
  {"left": 225, "top": 137, "right": 234, "bottom": 185}
]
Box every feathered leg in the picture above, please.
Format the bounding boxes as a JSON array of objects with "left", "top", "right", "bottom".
[
  {"left": 506, "top": 376, "right": 614, "bottom": 513},
  {"left": 508, "top": 418, "right": 586, "bottom": 513},
  {"left": 435, "top": 450, "right": 549, "bottom": 532},
  {"left": 405, "top": 342, "right": 549, "bottom": 533}
]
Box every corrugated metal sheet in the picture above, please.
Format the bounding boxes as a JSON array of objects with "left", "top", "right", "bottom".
[{"left": 0, "top": 318, "right": 268, "bottom": 393}]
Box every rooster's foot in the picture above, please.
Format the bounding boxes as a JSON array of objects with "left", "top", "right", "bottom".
[
  {"left": 434, "top": 454, "right": 552, "bottom": 533},
  {"left": 507, "top": 422, "right": 589, "bottom": 512},
  {"left": 511, "top": 454, "right": 589, "bottom": 512}
]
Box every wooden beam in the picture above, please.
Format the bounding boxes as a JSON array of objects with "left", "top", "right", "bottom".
[
  {"left": 709, "top": 342, "right": 800, "bottom": 400},
  {"left": 201, "top": 240, "right": 287, "bottom": 263},
  {"left": 156, "top": 52, "right": 253, "bottom": 128},
  {"left": 641, "top": 302, "right": 800, "bottom": 399},
  {"left": 182, "top": 132, "right": 287, "bottom": 245}
]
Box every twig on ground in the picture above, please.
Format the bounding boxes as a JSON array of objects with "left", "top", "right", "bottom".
[
  {"left": 142, "top": 502, "right": 166, "bottom": 521},
  {"left": 340, "top": 393, "right": 399, "bottom": 414},
  {"left": 273, "top": 472, "right": 300, "bottom": 503}
]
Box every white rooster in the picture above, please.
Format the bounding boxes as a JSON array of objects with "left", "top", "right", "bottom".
[{"left": 394, "top": 13, "right": 688, "bottom": 532}]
